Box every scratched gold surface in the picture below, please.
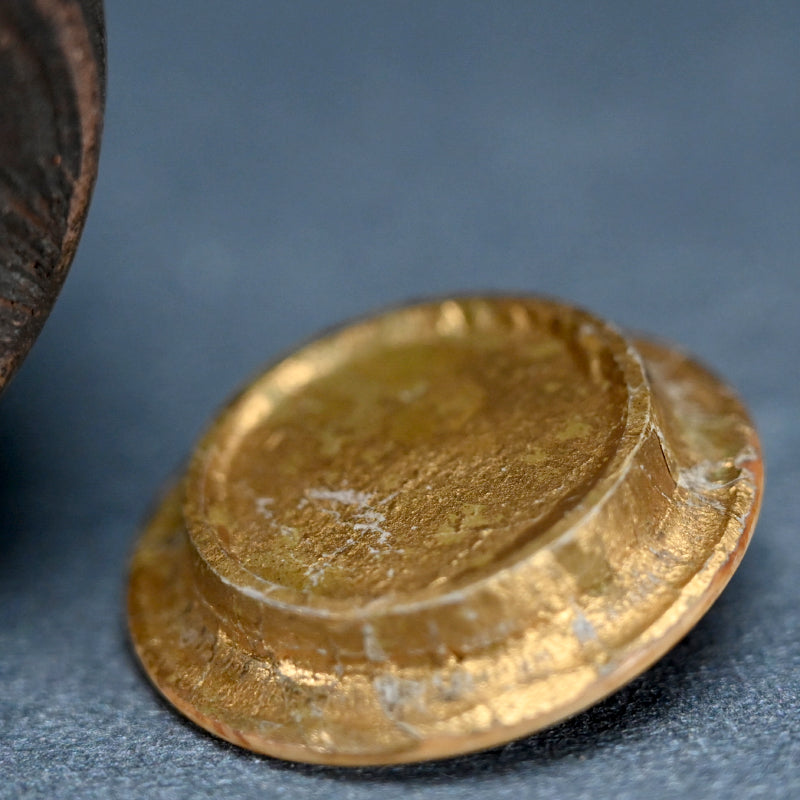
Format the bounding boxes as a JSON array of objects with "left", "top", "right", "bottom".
[{"left": 128, "top": 297, "right": 763, "bottom": 765}]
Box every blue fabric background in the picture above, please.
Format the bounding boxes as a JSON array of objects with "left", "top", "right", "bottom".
[{"left": 1, "top": 2, "right": 798, "bottom": 797}]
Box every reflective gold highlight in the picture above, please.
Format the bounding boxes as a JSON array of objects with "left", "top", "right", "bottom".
[{"left": 128, "top": 297, "right": 762, "bottom": 765}]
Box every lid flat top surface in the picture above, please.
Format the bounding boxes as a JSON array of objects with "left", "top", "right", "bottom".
[{"left": 187, "top": 299, "right": 635, "bottom": 602}]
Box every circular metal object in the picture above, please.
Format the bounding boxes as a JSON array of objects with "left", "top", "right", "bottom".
[
  {"left": 0, "top": 0, "right": 105, "bottom": 393},
  {"left": 128, "top": 296, "right": 763, "bottom": 766}
]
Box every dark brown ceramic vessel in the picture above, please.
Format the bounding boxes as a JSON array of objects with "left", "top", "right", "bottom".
[{"left": 0, "top": 0, "right": 105, "bottom": 391}]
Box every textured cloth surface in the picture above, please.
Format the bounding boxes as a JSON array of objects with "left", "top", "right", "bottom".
[{"left": 1, "top": 2, "right": 798, "bottom": 798}]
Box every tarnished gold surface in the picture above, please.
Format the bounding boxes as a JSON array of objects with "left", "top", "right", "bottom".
[{"left": 128, "top": 297, "right": 763, "bottom": 765}]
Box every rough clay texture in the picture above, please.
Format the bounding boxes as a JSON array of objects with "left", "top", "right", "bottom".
[
  {"left": 0, "top": 1, "right": 798, "bottom": 798},
  {"left": 0, "top": 0, "right": 105, "bottom": 391}
]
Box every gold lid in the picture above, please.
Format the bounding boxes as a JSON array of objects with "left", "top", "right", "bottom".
[{"left": 128, "top": 296, "right": 763, "bottom": 765}]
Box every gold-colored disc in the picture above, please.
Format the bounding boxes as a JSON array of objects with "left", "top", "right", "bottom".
[{"left": 128, "top": 297, "right": 763, "bottom": 765}]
